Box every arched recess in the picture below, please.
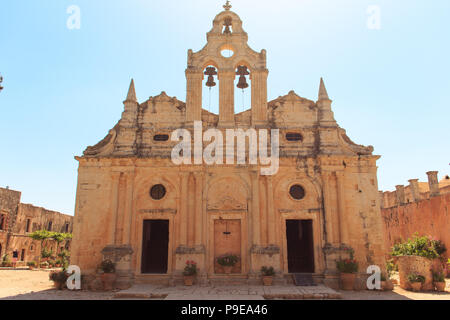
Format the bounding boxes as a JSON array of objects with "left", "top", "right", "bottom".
[
  {"left": 273, "top": 173, "right": 326, "bottom": 274},
  {"left": 205, "top": 175, "right": 250, "bottom": 275}
]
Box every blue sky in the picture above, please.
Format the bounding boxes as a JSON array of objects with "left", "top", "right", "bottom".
[{"left": 0, "top": 0, "right": 449, "bottom": 215}]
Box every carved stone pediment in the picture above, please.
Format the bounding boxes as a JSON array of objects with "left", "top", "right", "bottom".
[{"left": 207, "top": 196, "right": 247, "bottom": 211}]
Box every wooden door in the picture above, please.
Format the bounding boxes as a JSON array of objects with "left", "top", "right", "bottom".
[{"left": 214, "top": 219, "right": 241, "bottom": 274}]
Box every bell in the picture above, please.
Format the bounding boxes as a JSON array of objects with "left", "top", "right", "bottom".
[
  {"left": 206, "top": 76, "right": 216, "bottom": 88},
  {"left": 223, "top": 18, "right": 232, "bottom": 35},
  {"left": 237, "top": 76, "right": 249, "bottom": 89},
  {"left": 204, "top": 67, "right": 217, "bottom": 88},
  {"left": 236, "top": 66, "right": 250, "bottom": 90}
]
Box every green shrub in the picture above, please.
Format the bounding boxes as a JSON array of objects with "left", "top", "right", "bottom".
[
  {"left": 433, "top": 272, "right": 445, "bottom": 283},
  {"left": 261, "top": 266, "right": 276, "bottom": 277},
  {"left": 217, "top": 254, "right": 239, "bottom": 267},
  {"left": 336, "top": 258, "right": 358, "bottom": 274},
  {"left": 41, "top": 248, "right": 53, "bottom": 259},
  {"left": 27, "top": 261, "right": 36, "bottom": 267},
  {"left": 49, "top": 271, "right": 68, "bottom": 283},
  {"left": 407, "top": 273, "right": 425, "bottom": 283},
  {"left": 391, "top": 234, "right": 446, "bottom": 260},
  {"left": 98, "top": 260, "right": 116, "bottom": 274},
  {"left": 183, "top": 260, "right": 198, "bottom": 276}
]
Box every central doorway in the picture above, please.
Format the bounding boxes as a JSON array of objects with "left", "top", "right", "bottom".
[
  {"left": 214, "top": 219, "right": 242, "bottom": 274},
  {"left": 286, "top": 220, "right": 315, "bottom": 273},
  {"left": 141, "top": 220, "right": 169, "bottom": 274}
]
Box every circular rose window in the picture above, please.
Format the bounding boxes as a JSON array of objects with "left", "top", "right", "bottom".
[
  {"left": 150, "top": 184, "right": 166, "bottom": 200},
  {"left": 289, "top": 185, "right": 305, "bottom": 200}
]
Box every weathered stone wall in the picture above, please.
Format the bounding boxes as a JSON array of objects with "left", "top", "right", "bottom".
[
  {"left": 381, "top": 193, "right": 450, "bottom": 260},
  {"left": 0, "top": 187, "right": 73, "bottom": 264}
]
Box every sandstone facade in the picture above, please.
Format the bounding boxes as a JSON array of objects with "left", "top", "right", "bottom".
[
  {"left": 71, "top": 6, "right": 386, "bottom": 289},
  {"left": 0, "top": 187, "right": 73, "bottom": 264}
]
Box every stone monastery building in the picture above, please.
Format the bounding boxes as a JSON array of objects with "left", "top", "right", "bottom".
[{"left": 71, "top": 3, "right": 386, "bottom": 289}]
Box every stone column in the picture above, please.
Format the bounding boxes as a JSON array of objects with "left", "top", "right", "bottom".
[
  {"left": 109, "top": 172, "right": 121, "bottom": 245},
  {"left": 187, "top": 173, "right": 195, "bottom": 247},
  {"left": 218, "top": 69, "right": 235, "bottom": 127},
  {"left": 322, "top": 172, "right": 336, "bottom": 244},
  {"left": 194, "top": 172, "right": 203, "bottom": 246},
  {"left": 266, "top": 176, "right": 276, "bottom": 245},
  {"left": 396, "top": 185, "right": 406, "bottom": 205},
  {"left": 426, "top": 171, "right": 440, "bottom": 198},
  {"left": 185, "top": 69, "right": 203, "bottom": 124},
  {"left": 408, "top": 179, "right": 421, "bottom": 202},
  {"left": 250, "top": 69, "right": 268, "bottom": 127},
  {"left": 251, "top": 170, "right": 261, "bottom": 246},
  {"left": 122, "top": 170, "right": 135, "bottom": 244},
  {"left": 336, "top": 172, "right": 349, "bottom": 245},
  {"left": 179, "top": 172, "right": 189, "bottom": 246}
]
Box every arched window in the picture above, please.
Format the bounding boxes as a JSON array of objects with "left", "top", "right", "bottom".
[{"left": 47, "top": 221, "right": 53, "bottom": 231}]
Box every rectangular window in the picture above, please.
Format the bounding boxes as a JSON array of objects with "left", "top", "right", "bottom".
[
  {"left": 26, "top": 219, "right": 31, "bottom": 233},
  {"left": 21, "top": 249, "right": 25, "bottom": 261},
  {"left": 47, "top": 221, "right": 52, "bottom": 231},
  {"left": 65, "top": 223, "right": 69, "bottom": 233},
  {"left": 0, "top": 214, "right": 5, "bottom": 230}
]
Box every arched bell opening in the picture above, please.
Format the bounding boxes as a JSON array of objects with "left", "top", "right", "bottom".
[
  {"left": 234, "top": 65, "right": 251, "bottom": 114},
  {"left": 202, "top": 65, "right": 219, "bottom": 115}
]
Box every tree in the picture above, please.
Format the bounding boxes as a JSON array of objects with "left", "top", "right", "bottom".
[{"left": 28, "top": 230, "right": 52, "bottom": 266}]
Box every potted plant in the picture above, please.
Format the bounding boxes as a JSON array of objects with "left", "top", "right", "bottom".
[
  {"left": 433, "top": 272, "right": 446, "bottom": 292},
  {"left": 49, "top": 270, "right": 68, "bottom": 290},
  {"left": 1, "top": 254, "right": 12, "bottom": 268},
  {"left": 98, "top": 260, "right": 116, "bottom": 291},
  {"left": 261, "top": 266, "right": 275, "bottom": 286},
  {"left": 27, "top": 261, "right": 37, "bottom": 270},
  {"left": 40, "top": 261, "right": 49, "bottom": 269},
  {"left": 407, "top": 273, "right": 425, "bottom": 292},
  {"left": 336, "top": 258, "right": 358, "bottom": 291},
  {"left": 55, "top": 260, "right": 62, "bottom": 268},
  {"left": 217, "top": 254, "right": 239, "bottom": 274},
  {"left": 183, "top": 260, "right": 198, "bottom": 286}
]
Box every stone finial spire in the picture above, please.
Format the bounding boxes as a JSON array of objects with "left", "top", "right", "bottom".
[
  {"left": 223, "top": 0, "right": 232, "bottom": 11},
  {"left": 318, "top": 77, "right": 330, "bottom": 101},
  {"left": 125, "top": 79, "right": 137, "bottom": 102}
]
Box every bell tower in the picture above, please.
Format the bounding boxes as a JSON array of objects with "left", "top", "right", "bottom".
[{"left": 185, "top": 1, "right": 268, "bottom": 127}]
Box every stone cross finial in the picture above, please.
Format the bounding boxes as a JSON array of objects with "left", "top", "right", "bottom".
[{"left": 223, "top": 0, "right": 232, "bottom": 11}]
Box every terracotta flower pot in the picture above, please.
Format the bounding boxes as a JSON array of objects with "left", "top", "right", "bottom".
[
  {"left": 184, "top": 276, "right": 194, "bottom": 286},
  {"left": 410, "top": 282, "right": 422, "bottom": 292},
  {"left": 101, "top": 273, "right": 117, "bottom": 291},
  {"left": 262, "top": 276, "right": 273, "bottom": 286},
  {"left": 53, "top": 281, "right": 65, "bottom": 290},
  {"left": 435, "top": 282, "right": 446, "bottom": 292},
  {"left": 381, "top": 280, "right": 394, "bottom": 291},
  {"left": 223, "top": 266, "right": 233, "bottom": 274},
  {"left": 341, "top": 273, "right": 356, "bottom": 291}
]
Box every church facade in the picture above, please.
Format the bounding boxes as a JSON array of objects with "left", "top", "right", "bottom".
[{"left": 71, "top": 5, "right": 386, "bottom": 289}]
